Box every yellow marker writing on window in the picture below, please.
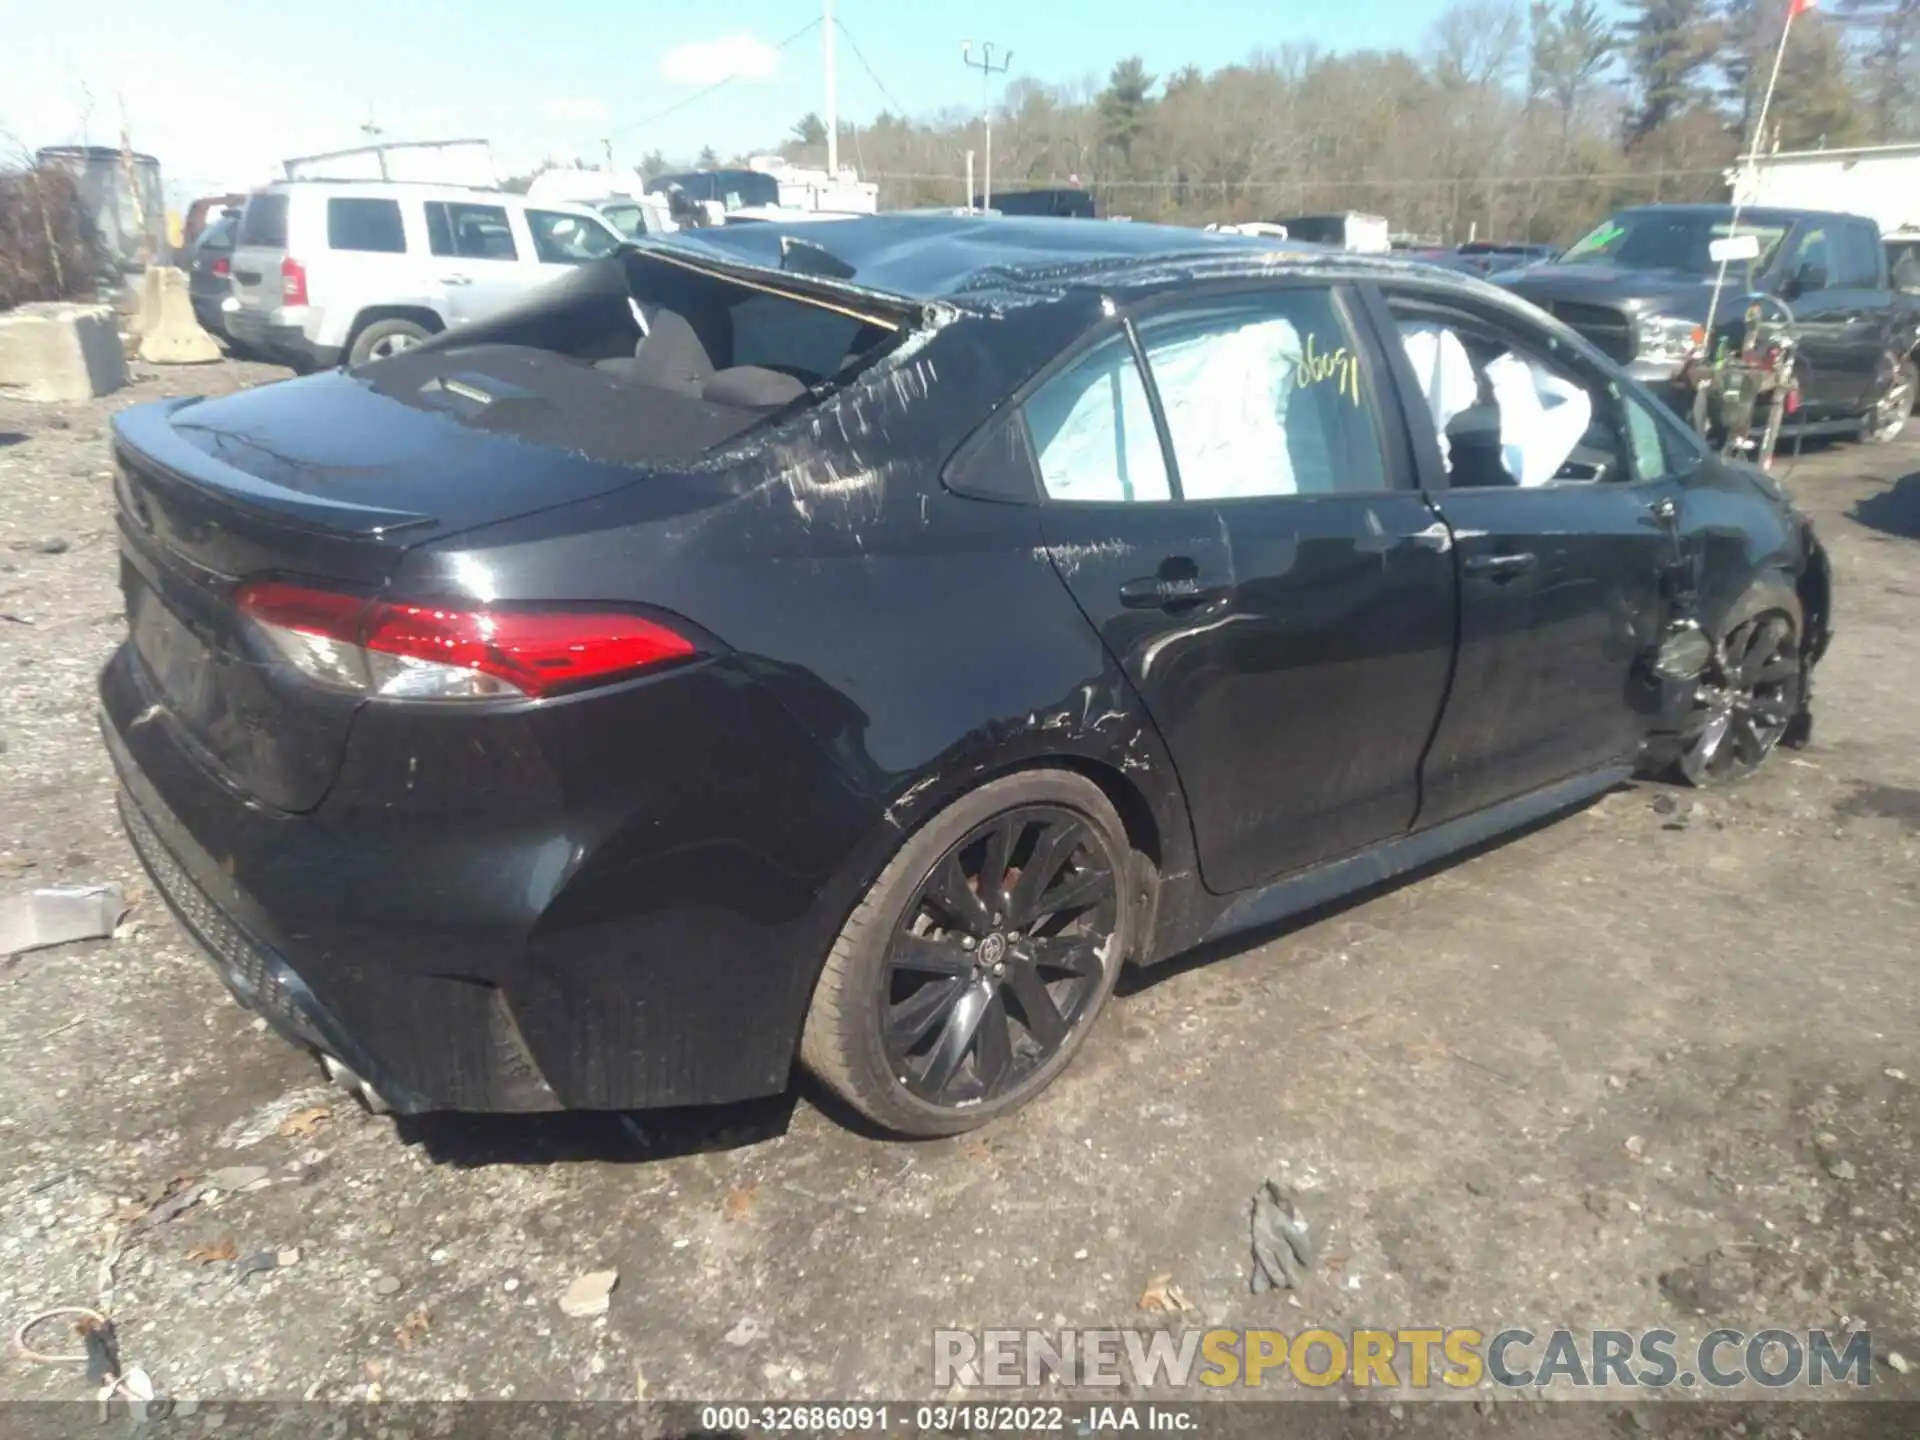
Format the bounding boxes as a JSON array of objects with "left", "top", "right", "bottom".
[{"left": 1299, "top": 333, "right": 1360, "bottom": 404}]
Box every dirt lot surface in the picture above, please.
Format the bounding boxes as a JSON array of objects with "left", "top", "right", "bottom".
[{"left": 1, "top": 359, "right": 1916, "bottom": 1427}]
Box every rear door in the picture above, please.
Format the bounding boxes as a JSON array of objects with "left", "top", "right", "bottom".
[
  {"left": 1369, "top": 284, "right": 1687, "bottom": 826},
  {"left": 1832, "top": 217, "right": 1898, "bottom": 413},
  {"left": 1029, "top": 283, "right": 1459, "bottom": 893},
  {"left": 423, "top": 199, "right": 530, "bottom": 327},
  {"left": 314, "top": 194, "right": 413, "bottom": 326},
  {"left": 1776, "top": 221, "right": 1863, "bottom": 416}
]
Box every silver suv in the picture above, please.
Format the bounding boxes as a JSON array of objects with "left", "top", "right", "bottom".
[{"left": 225, "top": 181, "right": 625, "bottom": 370}]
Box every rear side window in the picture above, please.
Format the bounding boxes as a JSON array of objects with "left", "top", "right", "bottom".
[
  {"left": 1134, "top": 289, "right": 1388, "bottom": 497},
  {"left": 238, "top": 193, "right": 288, "bottom": 247},
  {"left": 326, "top": 197, "right": 407, "bottom": 254},
  {"left": 425, "top": 202, "right": 517, "bottom": 260},
  {"left": 1892, "top": 241, "right": 1920, "bottom": 294},
  {"left": 1024, "top": 332, "right": 1172, "bottom": 503},
  {"left": 526, "top": 209, "right": 619, "bottom": 264},
  {"left": 1835, "top": 222, "right": 1882, "bottom": 289}
]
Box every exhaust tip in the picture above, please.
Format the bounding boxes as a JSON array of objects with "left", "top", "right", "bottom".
[{"left": 320, "top": 1052, "right": 391, "bottom": 1115}]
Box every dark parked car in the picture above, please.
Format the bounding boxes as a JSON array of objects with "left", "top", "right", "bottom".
[
  {"left": 186, "top": 211, "right": 237, "bottom": 338},
  {"left": 99, "top": 216, "right": 1831, "bottom": 1137},
  {"left": 1455, "top": 241, "right": 1559, "bottom": 277},
  {"left": 1498, "top": 204, "right": 1916, "bottom": 443},
  {"left": 977, "top": 188, "right": 1097, "bottom": 219}
]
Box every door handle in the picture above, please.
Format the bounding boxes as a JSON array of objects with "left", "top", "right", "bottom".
[
  {"left": 442, "top": 273, "right": 473, "bottom": 286},
  {"left": 1463, "top": 552, "right": 1537, "bottom": 580},
  {"left": 1118, "top": 561, "right": 1223, "bottom": 610}
]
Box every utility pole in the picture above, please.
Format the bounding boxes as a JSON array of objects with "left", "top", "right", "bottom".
[
  {"left": 961, "top": 40, "right": 1011, "bottom": 212},
  {"left": 824, "top": 0, "right": 839, "bottom": 176}
]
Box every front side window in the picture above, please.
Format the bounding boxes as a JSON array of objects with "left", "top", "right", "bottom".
[
  {"left": 1023, "top": 332, "right": 1171, "bottom": 503},
  {"left": 1786, "top": 227, "right": 1832, "bottom": 293},
  {"left": 326, "top": 197, "right": 407, "bottom": 254},
  {"left": 527, "top": 208, "right": 621, "bottom": 264},
  {"left": 1134, "top": 289, "right": 1388, "bottom": 497},
  {"left": 425, "top": 202, "right": 517, "bottom": 261},
  {"left": 1390, "top": 297, "right": 1629, "bottom": 488},
  {"left": 1623, "top": 391, "right": 1701, "bottom": 482}
]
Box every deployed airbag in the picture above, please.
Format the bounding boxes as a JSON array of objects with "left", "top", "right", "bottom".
[{"left": 1484, "top": 352, "right": 1592, "bottom": 486}]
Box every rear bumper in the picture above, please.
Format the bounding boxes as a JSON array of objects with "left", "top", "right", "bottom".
[
  {"left": 99, "top": 640, "right": 833, "bottom": 1114},
  {"left": 224, "top": 308, "right": 340, "bottom": 369}
]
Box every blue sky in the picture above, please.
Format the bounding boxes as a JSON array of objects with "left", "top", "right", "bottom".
[{"left": 2, "top": 0, "right": 1455, "bottom": 202}]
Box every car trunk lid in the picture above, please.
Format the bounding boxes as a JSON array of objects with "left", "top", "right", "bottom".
[{"left": 111, "top": 365, "right": 693, "bottom": 811}]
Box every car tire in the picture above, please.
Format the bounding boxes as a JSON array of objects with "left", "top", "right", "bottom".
[
  {"left": 799, "top": 770, "right": 1134, "bottom": 1137},
  {"left": 1863, "top": 358, "right": 1917, "bottom": 443},
  {"left": 348, "top": 318, "right": 433, "bottom": 368},
  {"left": 1672, "top": 580, "right": 1804, "bottom": 788}
]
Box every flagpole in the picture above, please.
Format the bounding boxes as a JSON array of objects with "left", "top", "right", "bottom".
[{"left": 1704, "top": 0, "right": 1803, "bottom": 348}]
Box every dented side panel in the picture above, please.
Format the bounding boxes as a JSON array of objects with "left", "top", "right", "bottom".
[{"left": 326, "top": 307, "right": 1210, "bottom": 1103}]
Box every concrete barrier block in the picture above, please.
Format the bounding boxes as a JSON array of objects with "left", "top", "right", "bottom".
[
  {"left": 136, "top": 268, "right": 220, "bottom": 365},
  {"left": 0, "top": 303, "right": 129, "bottom": 403}
]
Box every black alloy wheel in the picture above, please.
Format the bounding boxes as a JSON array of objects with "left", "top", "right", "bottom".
[
  {"left": 1677, "top": 611, "right": 1801, "bottom": 785},
  {"left": 881, "top": 806, "right": 1116, "bottom": 1107},
  {"left": 799, "top": 769, "right": 1133, "bottom": 1136}
]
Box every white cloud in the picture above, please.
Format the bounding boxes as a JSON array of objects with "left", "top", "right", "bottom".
[{"left": 659, "top": 34, "right": 781, "bottom": 86}]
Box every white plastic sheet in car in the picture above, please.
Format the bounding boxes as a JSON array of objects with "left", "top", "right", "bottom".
[
  {"left": 1484, "top": 352, "right": 1592, "bottom": 486},
  {"left": 1398, "top": 323, "right": 1478, "bottom": 471}
]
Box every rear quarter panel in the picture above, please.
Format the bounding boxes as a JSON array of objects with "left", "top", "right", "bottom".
[{"left": 381, "top": 314, "right": 1205, "bottom": 1085}]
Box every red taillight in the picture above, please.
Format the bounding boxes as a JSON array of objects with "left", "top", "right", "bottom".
[
  {"left": 235, "top": 581, "right": 696, "bottom": 700},
  {"left": 280, "top": 256, "right": 309, "bottom": 306},
  {"left": 212, "top": 256, "right": 231, "bottom": 278}
]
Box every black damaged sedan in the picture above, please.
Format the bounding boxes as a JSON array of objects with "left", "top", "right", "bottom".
[{"left": 101, "top": 215, "right": 1832, "bottom": 1137}]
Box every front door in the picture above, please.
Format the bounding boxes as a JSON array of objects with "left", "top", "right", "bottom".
[
  {"left": 1027, "top": 284, "right": 1459, "bottom": 894},
  {"left": 1371, "top": 285, "right": 1687, "bottom": 826},
  {"left": 423, "top": 200, "right": 529, "bottom": 329}
]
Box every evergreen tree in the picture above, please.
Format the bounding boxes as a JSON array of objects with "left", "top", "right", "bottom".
[{"left": 1620, "top": 0, "right": 1720, "bottom": 141}]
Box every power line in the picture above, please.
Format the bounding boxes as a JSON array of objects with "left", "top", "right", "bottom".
[
  {"left": 610, "top": 16, "right": 823, "bottom": 141},
  {"left": 833, "top": 18, "right": 907, "bottom": 116}
]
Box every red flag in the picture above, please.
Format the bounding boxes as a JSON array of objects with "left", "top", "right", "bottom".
[{"left": 1790, "top": 0, "right": 1816, "bottom": 16}]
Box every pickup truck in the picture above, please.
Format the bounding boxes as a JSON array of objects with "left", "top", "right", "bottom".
[{"left": 1497, "top": 203, "right": 1918, "bottom": 443}]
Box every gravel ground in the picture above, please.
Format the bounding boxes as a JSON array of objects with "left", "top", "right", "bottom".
[{"left": 0, "top": 360, "right": 1916, "bottom": 1427}]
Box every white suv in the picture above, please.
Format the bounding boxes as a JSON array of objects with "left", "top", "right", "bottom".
[{"left": 224, "top": 181, "right": 625, "bottom": 370}]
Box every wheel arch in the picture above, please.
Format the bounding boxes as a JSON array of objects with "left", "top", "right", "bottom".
[
  {"left": 876, "top": 750, "right": 1177, "bottom": 963},
  {"left": 795, "top": 729, "right": 1199, "bottom": 1037},
  {"left": 342, "top": 305, "right": 445, "bottom": 359}
]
